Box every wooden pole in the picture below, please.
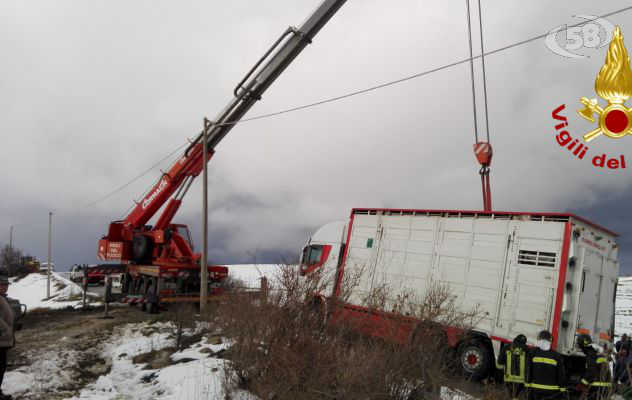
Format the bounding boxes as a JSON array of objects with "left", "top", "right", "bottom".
[{"left": 200, "top": 118, "right": 210, "bottom": 313}]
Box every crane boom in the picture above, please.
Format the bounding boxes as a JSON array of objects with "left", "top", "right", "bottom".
[{"left": 98, "top": 0, "right": 347, "bottom": 265}]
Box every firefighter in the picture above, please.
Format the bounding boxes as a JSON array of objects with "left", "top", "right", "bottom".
[
  {"left": 498, "top": 334, "right": 529, "bottom": 400},
  {"left": 526, "top": 330, "right": 566, "bottom": 400},
  {"left": 576, "top": 334, "right": 612, "bottom": 400}
]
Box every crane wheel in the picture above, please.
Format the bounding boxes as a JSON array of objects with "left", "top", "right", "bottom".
[
  {"left": 146, "top": 278, "right": 158, "bottom": 314},
  {"left": 138, "top": 277, "right": 147, "bottom": 311},
  {"left": 132, "top": 235, "right": 153, "bottom": 262}
]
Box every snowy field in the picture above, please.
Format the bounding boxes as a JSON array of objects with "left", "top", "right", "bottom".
[
  {"left": 8, "top": 271, "right": 99, "bottom": 310},
  {"left": 4, "top": 266, "right": 632, "bottom": 399},
  {"left": 615, "top": 277, "right": 632, "bottom": 339},
  {"left": 65, "top": 323, "right": 236, "bottom": 400},
  {"left": 227, "top": 264, "right": 281, "bottom": 289}
]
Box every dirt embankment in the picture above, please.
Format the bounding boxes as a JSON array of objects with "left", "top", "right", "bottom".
[{"left": 9, "top": 306, "right": 150, "bottom": 399}]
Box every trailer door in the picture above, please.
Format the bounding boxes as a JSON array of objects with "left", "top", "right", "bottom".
[
  {"left": 510, "top": 221, "right": 564, "bottom": 340},
  {"left": 343, "top": 214, "right": 383, "bottom": 305},
  {"left": 577, "top": 248, "right": 616, "bottom": 342}
]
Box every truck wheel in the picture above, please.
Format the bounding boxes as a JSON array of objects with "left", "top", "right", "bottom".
[
  {"left": 457, "top": 340, "right": 492, "bottom": 380},
  {"left": 128, "top": 278, "right": 136, "bottom": 294},
  {"left": 139, "top": 278, "right": 147, "bottom": 311},
  {"left": 145, "top": 278, "right": 158, "bottom": 314},
  {"left": 132, "top": 235, "right": 153, "bottom": 262}
]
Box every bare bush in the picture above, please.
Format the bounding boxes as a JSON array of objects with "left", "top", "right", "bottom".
[
  {"left": 216, "top": 261, "right": 483, "bottom": 400},
  {"left": 163, "top": 303, "right": 199, "bottom": 351},
  {"left": 221, "top": 274, "right": 248, "bottom": 294}
]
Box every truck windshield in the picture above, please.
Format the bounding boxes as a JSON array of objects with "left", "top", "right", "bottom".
[
  {"left": 302, "top": 245, "right": 324, "bottom": 266},
  {"left": 176, "top": 226, "right": 194, "bottom": 249}
]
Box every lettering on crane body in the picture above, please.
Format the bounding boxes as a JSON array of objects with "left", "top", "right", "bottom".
[{"left": 142, "top": 179, "right": 168, "bottom": 209}]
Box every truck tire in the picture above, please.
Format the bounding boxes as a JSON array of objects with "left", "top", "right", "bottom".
[
  {"left": 132, "top": 235, "right": 153, "bottom": 262},
  {"left": 138, "top": 278, "right": 147, "bottom": 311},
  {"left": 457, "top": 340, "right": 492, "bottom": 380},
  {"left": 145, "top": 278, "right": 158, "bottom": 314}
]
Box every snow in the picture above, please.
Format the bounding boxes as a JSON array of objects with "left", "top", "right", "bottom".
[
  {"left": 4, "top": 335, "right": 86, "bottom": 397},
  {"left": 227, "top": 264, "right": 281, "bottom": 289},
  {"left": 8, "top": 266, "right": 632, "bottom": 399},
  {"left": 67, "top": 323, "right": 231, "bottom": 400},
  {"left": 7, "top": 272, "right": 99, "bottom": 310},
  {"left": 615, "top": 276, "right": 632, "bottom": 339},
  {"left": 441, "top": 387, "right": 475, "bottom": 400}
]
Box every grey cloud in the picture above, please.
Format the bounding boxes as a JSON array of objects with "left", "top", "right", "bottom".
[{"left": 1, "top": 0, "right": 631, "bottom": 272}]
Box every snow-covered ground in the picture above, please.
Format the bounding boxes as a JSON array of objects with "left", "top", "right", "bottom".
[
  {"left": 615, "top": 276, "right": 632, "bottom": 339},
  {"left": 227, "top": 264, "right": 280, "bottom": 289},
  {"left": 8, "top": 271, "right": 99, "bottom": 310},
  {"left": 67, "top": 323, "right": 233, "bottom": 400},
  {"left": 7, "top": 266, "right": 632, "bottom": 399}
]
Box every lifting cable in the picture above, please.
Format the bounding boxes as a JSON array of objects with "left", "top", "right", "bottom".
[
  {"left": 79, "top": 4, "right": 632, "bottom": 212},
  {"left": 466, "top": 0, "right": 493, "bottom": 212}
]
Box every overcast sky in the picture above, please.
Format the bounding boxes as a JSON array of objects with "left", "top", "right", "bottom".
[{"left": 1, "top": 0, "right": 631, "bottom": 273}]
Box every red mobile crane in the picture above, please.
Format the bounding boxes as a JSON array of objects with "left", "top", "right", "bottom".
[{"left": 99, "top": 0, "right": 347, "bottom": 310}]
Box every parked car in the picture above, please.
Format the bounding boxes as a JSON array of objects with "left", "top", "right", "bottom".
[
  {"left": 69, "top": 264, "right": 84, "bottom": 282},
  {"left": 39, "top": 262, "right": 55, "bottom": 273},
  {"left": 111, "top": 273, "right": 124, "bottom": 288},
  {"left": 6, "top": 297, "right": 26, "bottom": 322}
]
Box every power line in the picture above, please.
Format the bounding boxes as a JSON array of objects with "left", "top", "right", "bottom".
[
  {"left": 80, "top": 142, "right": 188, "bottom": 210},
  {"left": 83, "top": 4, "right": 632, "bottom": 210}
]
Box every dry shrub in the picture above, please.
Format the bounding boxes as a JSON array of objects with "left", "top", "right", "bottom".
[
  {"left": 163, "top": 303, "right": 200, "bottom": 351},
  {"left": 217, "top": 263, "right": 482, "bottom": 400}
]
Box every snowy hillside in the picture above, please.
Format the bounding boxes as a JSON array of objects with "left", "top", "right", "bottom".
[
  {"left": 615, "top": 277, "right": 632, "bottom": 339},
  {"left": 5, "top": 267, "right": 632, "bottom": 399},
  {"left": 8, "top": 272, "right": 99, "bottom": 310},
  {"left": 227, "top": 264, "right": 280, "bottom": 289}
]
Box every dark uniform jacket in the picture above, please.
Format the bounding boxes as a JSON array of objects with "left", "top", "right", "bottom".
[
  {"left": 498, "top": 342, "right": 529, "bottom": 383},
  {"left": 0, "top": 295, "right": 15, "bottom": 348},
  {"left": 527, "top": 347, "right": 567, "bottom": 393},
  {"left": 581, "top": 346, "right": 612, "bottom": 388}
]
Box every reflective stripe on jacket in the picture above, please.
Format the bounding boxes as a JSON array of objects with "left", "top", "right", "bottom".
[
  {"left": 582, "top": 347, "right": 612, "bottom": 388},
  {"left": 501, "top": 345, "right": 528, "bottom": 383},
  {"left": 527, "top": 347, "right": 566, "bottom": 392}
]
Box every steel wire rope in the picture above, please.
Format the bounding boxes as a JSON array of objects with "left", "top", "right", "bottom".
[
  {"left": 82, "top": 4, "right": 632, "bottom": 210},
  {"left": 477, "top": 0, "right": 491, "bottom": 143},
  {"left": 465, "top": 0, "right": 479, "bottom": 143},
  {"left": 216, "top": 4, "right": 632, "bottom": 126},
  {"left": 80, "top": 142, "right": 189, "bottom": 211}
]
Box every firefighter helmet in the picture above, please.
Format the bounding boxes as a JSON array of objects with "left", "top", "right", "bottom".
[
  {"left": 577, "top": 334, "right": 593, "bottom": 349},
  {"left": 537, "top": 330, "right": 553, "bottom": 342},
  {"left": 513, "top": 334, "right": 527, "bottom": 345}
]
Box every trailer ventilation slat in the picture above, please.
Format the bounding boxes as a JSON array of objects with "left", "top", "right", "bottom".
[{"left": 518, "top": 250, "right": 557, "bottom": 267}]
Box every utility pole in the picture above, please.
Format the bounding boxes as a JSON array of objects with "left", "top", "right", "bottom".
[
  {"left": 9, "top": 226, "right": 13, "bottom": 251},
  {"left": 47, "top": 212, "right": 52, "bottom": 299},
  {"left": 200, "top": 118, "right": 210, "bottom": 313}
]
